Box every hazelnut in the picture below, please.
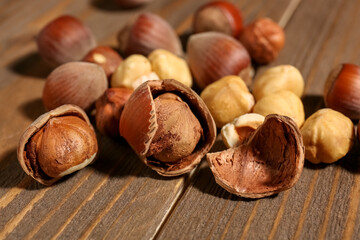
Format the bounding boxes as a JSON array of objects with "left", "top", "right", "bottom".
[
  {"left": 200, "top": 76, "right": 255, "bottom": 128},
  {"left": 111, "top": 54, "right": 159, "bottom": 89},
  {"left": 148, "top": 49, "right": 193, "bottom": 87},
  {"left": 43, "top": 62, "right": 108, "bottom": 112},
  {"left": 207, "top": 114, "right": 304, "bottom": 198},
  {"left": 17, "top": 104, "right": 98, "bottom": 185},
  {"left": 36, "top": 15, "right": 97, "bottom": 67},
  {"left": 117, "top": 12, "right": 183, "bottom": 57},
  {"left": 193, "top": 1, "right": 243, "bottom": 37},
  {"left": 239, "top": 18, "right": 285, "bottom": 64},
  {"left": 95, "top": 88, "right": 133, "bottom": 138},
  {"left": 300, "top": 108, "right": 354, "bottom": 164},
  {"left": 253, "top": 90, "right": 305, "bottom": 127},
  {"left": 187, "top": 32, "right": 252, "bottom": 88},
  {"left": 221, "top": 113, "right": 264, "bottom": 148},
  {"left": 82, "top": 46, "right": 123, "bottom": 79},
  {"left": 324, "top": 63, "right": 360, "bottom": 119},
  {"left": 114, "top": 0, "right": 153, "bottom": 8},
  {"left": 252, "top": 65, "right": 304, "bottom": 101},
  {"left": 119, "top": 79, "right": 216, "bottom": 176}
]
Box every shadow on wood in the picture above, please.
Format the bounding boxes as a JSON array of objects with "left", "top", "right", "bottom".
[
  {"left": 18, "top": 98, "right": 46, "bottom": 121},
  {"left": 90, "top": 0, "right": 145, "bottom": 11},
  {"left": 301, "top": 94, "right": 324, "bottom": 119},
  {"left": 9, "top": 52, "right": 52, "bottom": 79}
]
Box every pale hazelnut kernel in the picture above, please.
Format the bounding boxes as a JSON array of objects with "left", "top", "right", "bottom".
[
  {"left": 300, "top": 108, "right": 354, "bottom": 164},
  {"left": 221, "top": 113, "right": 265, "bottom": 148},
  {"left": 111, "top": 54, "right": 159, "bottom": 89},
  {"left": 200, "top": 75, "right": 255, "bottom": 128},
  {"left": 252, "top": 65, "right": 304, "bottom": 100},
  {"left": 148, "top": 49, "right": 193, "bottom": 87},
  {"left": 253, "top": 90, "right": 305, "bottom": 127}
]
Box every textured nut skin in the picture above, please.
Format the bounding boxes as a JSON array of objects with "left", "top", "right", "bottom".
[
  {"left": 36, "top": 15, "right": 97, "bottom": 67},
  {"left": 117, "top": 13, "right": 183, "bottom": 57},
  {"left": 221, "top": 113, "right": 264, "bottom": 148},
  {"left": 111, "top": 54, "right": 159, "bottom": 89},
  {"left": 193, "top": 1, "right": 243, "bottom": 37},
  {"left": 83, "top": 46, "right": 123, "bottom": 78},
  {"left": 95, "top": 88, "right": 133, "bottom": 138},
  {"left": 324, "top": 63, "right": 360, "bottom": 119},
  {"left": 200, "top": 76, "right": 254, "bottom": 128},
  {"left": 119, "top": 79, "right": 216, "bottom": 176},
  {"left": 300, "top": 108, "right": 354, "bottom": 164},
  {"left": 207, "top": 114, "right": 304, "bottom": 198},
  {"left": 239, "top": 18, "right": 285, "bottom": 64},
  {"left": 148, "top": 49, "right": 192, "bottom": 87},
  {"left": 253, "top": 65, "right": 304, "bottom": 100},
  {"left": 253, "top": 90, "right": 305, "bottom": 127},
  {"left": 114, "top": 0, "right": 153, "bottom": 8},
  {"left": 187, "top": 32, "right": 252, "bottom": 88},
  {"left": 43, "top": 62, "right": 108, "bottom": 112},
  {"left": 17, "top": 104, "right": 98, "bottom": 185}
]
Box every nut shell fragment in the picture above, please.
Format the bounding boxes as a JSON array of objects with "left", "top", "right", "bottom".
[{"left": 207, "top": 114, "right": 304, "bottom": 198}]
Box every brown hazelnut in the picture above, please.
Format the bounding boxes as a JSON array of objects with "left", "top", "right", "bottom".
[
  {"left": 187, "top": 32, "right": 252, "bottom": 88},
  {"left": 119, "top": 79, "right": 216, "bottom": 176},
  {"left": 114, "top": 0, "right": 153, "bottom": 8},
  {"left": 193, "top": 1, "right": 243, "bottom": 37},
  {"left": 207, "top": 114, "right": 304, "bottom": 198},
  {"left": 82, "top": 46, "right": 123, "bottom": 79},
  {"left": 36, "top": 15, "right": 97, "bottom": 67},
  {"left": 17, "top": 104, "right": 98, "bottom": 185},
  {"left": 43, "top": 62, "right": 108, "bottom": 112},
  {"left": 95, "top": 88, "right": 133, "bottom": 138},
  {"left": 117, "top": 12, "right": 183, "bottom": 57},
  {"left": 300, "top": 108, "right": 354, "bottom": 164},
  {"left": 200, "top": 75, "right": 255, "bottom": 128},
  {"left": 324, "top": 63, "right": 360, "bottom": 119},
  {"left": 239, "top": 18, "right": 285, "bottom": 64}
]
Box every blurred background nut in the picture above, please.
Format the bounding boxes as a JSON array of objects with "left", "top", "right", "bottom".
[
  {"left": 17, "top": 105, "right": 98, "bottom": 185},
  {"left": 221, "top": 113, "right": 264, "bottom": 148},
  {"left": 95, "top": 88, "right": 133, "bottom": 138},
  {"left": 300, "top": 108, "right": 354, "bottom": 164},
  {"left": 43, "top": 62, "right": 108, "bottom": 112},
  {"left": 193, "top": 1, "right": 243, "bottom": 37},
  {"left": 83, "top": 46, "right": 123, "bottom": 79},
  {"left": 324, "top": 63, "right": 360, "bottom": 119},
  {"left": 36, "top": 15, "right": 97, "bottom": 67},
  {"left": 253, "top": 90, "right": 305, "bottom": 127},
  {"left": 239, "top": 18, "right": 285, "bottom": 64},
  {"left": 117, "top": 12, "right": 183, "bottom": 57},
  {"left": 200, "top": 76, "right": 254, "bottom": 128},
  {"left": 148, "top": 49, "right": 193, "bottom": 87},
  {"left": 252, "top": 65, "right": 304, "bottom": 100},
  {"left": 111, "top": 54, "right": 159, "bottom": 89}
]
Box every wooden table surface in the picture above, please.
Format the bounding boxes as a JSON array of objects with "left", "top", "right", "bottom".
[{"left": 1, "top": 0, "right": 360, "bottom": 239}]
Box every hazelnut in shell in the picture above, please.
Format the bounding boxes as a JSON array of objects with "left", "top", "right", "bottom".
[
  {"left": 119, "top": 79, "right": 216, "bottom": 176},
  {"left": 207, "top": 114, "right": 304, "bottom": 198},
  {"left": 17, "top": 104, "right": 98, "bottom": 185},
  {"left": 300, "top": 108, "right": 354, "bottom": 164},
  {"left": 200, "top": 76, "right": 255, "bottom": 128}
]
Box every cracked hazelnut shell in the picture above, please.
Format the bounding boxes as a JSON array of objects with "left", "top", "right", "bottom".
[
  {"left": 119, "top": 79, "right": 216, "bottom": 176},
  {"left": 207, "top": 114, "right": 304, "bottom": 198},
  {"left": 17, "top": 104, "right": 98, "bottom": 185}
]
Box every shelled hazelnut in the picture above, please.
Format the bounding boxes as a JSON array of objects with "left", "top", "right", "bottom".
[
  {"left": 239, "top": 18, "right": 285, "bottom": 64},
  {"left": 95, "top": 88, "right": 133, "bottom": 138},
  {"left": 253, "top": 90, "right": 305, "bottom": 127},
  {"left": 187, "top": 32, "right": 252, "bottom": 88},
  {"left": 17, "top": 105, "right": 98, "bottom": 185},
  {"left": 43, "top": 62, "right": 108, "bottom": 112},
  {"left": 200, "top": 76, "right": 254, "bottom": 128},
  {"left": 193, "top": 1, "right": 243, "bottom": 37},
  {"left": 252, "top": 65, "right": 304, "bottom": 100},
  {"left": 207, "top": 114, "right": 304, "bottom": 198},
  {"left": 300, "top": 108, "right": 354, "bottom": 164},
  {"left": 324, "top": 63, "right": 360, "bottom": 119},
  {"left": 119, "top": 79, "right": 216, "bottom": 176},
  {"left": 36, "top": 15, "right": 97, "bottom": 67},
  {"left": 117, "top": 12, "right": 183, "bottom": 57}
]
